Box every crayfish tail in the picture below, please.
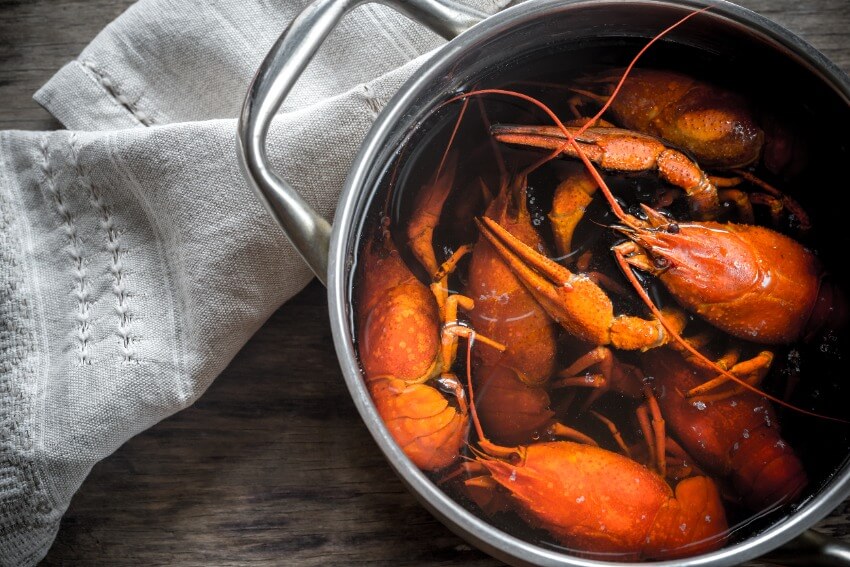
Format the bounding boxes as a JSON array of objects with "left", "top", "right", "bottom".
[{"left": 645, "top": 476, "right": 728, "bottom": 559}]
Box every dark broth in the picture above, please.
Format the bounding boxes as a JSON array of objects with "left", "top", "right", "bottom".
[{"left": 350, "top": 38, "right": 850, "bottom": 560}]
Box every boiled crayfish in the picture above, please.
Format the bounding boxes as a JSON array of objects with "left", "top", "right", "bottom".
[
  {"left": 354, "top": 6, "right": 849, "bottom": 562},
  {"left": 570, "top": 68, "right": 764, "bottom": 170},
  {"left": 488, "top": 98, "right": 847, "bottom": 367},
  {"left": 570, "top": 67, "right": 805, "bottom": 177},
  {"left": 465, "top": 151, "right": 688, "bottom": 435},
  {"left": 566, "top": 67, "right": 811, "bottom": 230},
  {"left": 491, "top": 123, "right": 721, "bottom": 220},
  {"left": 461, "top": 348, "right": 730, "bottom": 560},
  {"left": 457, "top": 128, "right": 602, "bottom": 446},
  {"left": 613, "top": 205, "right": 847, "bottom": 346},
  {"left": 356, "top": 227, "right": 503, "bottom": 471},
  {"left": 466, "top": 164, "right": 558, "bottom": 385},
  {"left": 644, "top": 348, "right": 808, "bottom": 511}
]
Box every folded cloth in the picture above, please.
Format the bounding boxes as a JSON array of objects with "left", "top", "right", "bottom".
[{"left": 0, "top": 0, "right": 510, "bottom": 563}]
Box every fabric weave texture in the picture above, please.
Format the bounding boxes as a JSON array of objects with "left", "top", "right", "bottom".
[{"left": 0, "top": 0, "right": 510, "bottom": 563}]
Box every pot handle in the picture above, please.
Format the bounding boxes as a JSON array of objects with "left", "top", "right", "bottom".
[
  {"left": 765, "top": 530, "right": 850, "bottom": 566},
  {"left": 237, "top": 0, "right": 487, "bottom": 285}
]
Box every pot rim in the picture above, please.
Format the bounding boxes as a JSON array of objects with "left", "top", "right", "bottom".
[{"left": 327, "top": 1, "right": 850, "bottom": 565}]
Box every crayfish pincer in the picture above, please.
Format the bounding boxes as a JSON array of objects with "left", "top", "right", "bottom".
[
  {"left": 570, "top": 68, "right": 765, "bottom": 170},
  {"left": 491, "top": 123, "right": 721, "bottom": 220}
]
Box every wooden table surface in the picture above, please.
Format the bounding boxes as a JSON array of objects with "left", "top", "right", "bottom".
[{"left": 2, "top": 0, "right": 849, "bottom": 565}]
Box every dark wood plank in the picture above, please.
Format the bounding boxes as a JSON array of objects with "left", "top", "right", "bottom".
[
  {"left": 0, "top": 0, "right": 138, "bottom": 131},
  {"left": 0, "top": 0, "right": 848, "bottom": 565}
]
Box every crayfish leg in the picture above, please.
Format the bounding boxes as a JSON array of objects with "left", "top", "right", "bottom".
[
  {"left": 732, "top": 169, "right": 812, "bottom": 233},
  {"left": 547, "top": 423, "right": 599, "bottom": 446},
  {"left": 434, "top": 374, "right": 468, "bottom": 414},
  {"left": 686, "top": 351, "right": 774, "bottom": 402},
  {"left": 553, "top": 346, "right": 643, "bottom": 411},
  {"left": 637, "top": 387, "right": 666, "bottom": 477},
  {"left": 590, "top": 410, "right": 632, "bottom": 457},
  {"left": 464, "top": 475, "right": 512, "bottom": 516},
  {"left": 577, "top": 251, "right": 632, "bottom": 297},
  {"left": 749, "top": 193, "right": 785, "bottom": 227},
  {"left": 432, "top": 243, "right": 473, "bottom": 283},
  {"left": 711, "top": 170, "right": 811, "bottom": 233},
  {"left": 551, "top": 373, "right": 606, "bottom": 390},
  {"left": 609, "top": 308, "right": 688, "bottom": 351},
  {"left": 665, "top": 437, "right": 708, "bottom": 481},
  {"left": 718, "top": 189, "right": 756, "bottom": 224},
  {"left": 676, "top": 342, "right": 740, "bottom": 371},
  {"left": 431, "top": 246, "right": 506, "bottom": 375}
]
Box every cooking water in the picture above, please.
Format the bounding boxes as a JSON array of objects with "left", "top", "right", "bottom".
[{"left": 352, "top": 40, "right": 850, "bottom": 560}]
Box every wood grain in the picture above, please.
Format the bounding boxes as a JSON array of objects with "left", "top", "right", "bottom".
[{"left": 0, "top": 0, "right": 848, "bottom": 565}]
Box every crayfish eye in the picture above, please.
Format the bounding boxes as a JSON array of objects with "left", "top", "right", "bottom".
[
  {"left": 653, "top": 256, "right": 671, "bottom": 269},
  {"left": 507, "top": 452, "right": 522, "bottom": 465},
  {"left": 666, "top": 223, "right": 680, "bottom": 234}
]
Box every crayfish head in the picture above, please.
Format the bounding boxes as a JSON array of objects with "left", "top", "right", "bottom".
[
  {"left": 613, "top": 205, "right": 688, "bottom": 277},
  {"left": 616, "top": 221, "right": 710, "bottom": 278},
  {"left": 617, "top": 214, "right": 771, "bottom": 324}
]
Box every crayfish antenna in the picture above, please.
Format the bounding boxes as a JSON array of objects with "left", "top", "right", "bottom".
[
  {"left": 436, "top": 456, "right": 480, "bottom": 485},
  {"left": 461, "top": 333, "right": 527, "bottom": 462},
  {"left": 582, "top": 6, "right": 711, "bottom": 126},
  {"left": 407, "top": 96, "right": 470, "bottom": 278},
  {"left": 731, "top": 168, "right": 812, "bottom": 233},
  {"left": 568, "top": 87, "right": 608, "bottom": 105}
]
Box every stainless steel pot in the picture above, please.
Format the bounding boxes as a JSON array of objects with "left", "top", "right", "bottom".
[{"left": 237, "top": 0, "right": 850, "bottom": 564}]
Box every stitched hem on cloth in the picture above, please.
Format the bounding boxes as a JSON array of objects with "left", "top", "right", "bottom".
[
  {"left": 33, "top": 60, "right": 151, "bottom": 132},
  {"left": 0, "top": 131, "right": 59, "bottom": 567}
]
